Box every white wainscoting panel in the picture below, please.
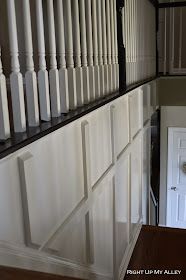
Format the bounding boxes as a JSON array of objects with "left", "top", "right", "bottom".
[
  {"left": 18, "top": 122, "right": 85, "bottom": 246},
  {"left": 142, "top": 84, "right": 151, "bottom": 125},
  {"left": 47, "top": 212, "right": 87, "bottom": 265},
  {"left": 129, "top": 89, "right": 143, "bottom": 139},
  {"left": 115, "top": 152, "right": 130, "bottom": 277},
  {"left": 91, "top": 176, "right": 114, "bottom": 275},
  {"left": 130, "top": 133, "right": 142, "bottom": 241},
  {"left": 113, "top": 95, "right": 130, "bottom": 157},
  {"left": 88, "top": 105, "right": 112, "bottom": 187},
  {"left": 0, "top": 157, "right": 24, "bottom": 244}
]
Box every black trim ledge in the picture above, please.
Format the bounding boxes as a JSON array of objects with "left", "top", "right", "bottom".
[{"left": 0, "top": 77, "right": 156, "bottom": 160}]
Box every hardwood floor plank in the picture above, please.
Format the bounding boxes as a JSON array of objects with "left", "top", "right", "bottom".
[
  {"left": 124, "top": 225, "right": 186, "bottom": 280},
  {"left": 0, "top": 266, "right": 84, "bottom": 280}
]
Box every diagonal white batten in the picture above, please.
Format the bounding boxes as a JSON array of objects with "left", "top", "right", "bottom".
[
  {"left": 7, "top": 0, "right": 26, "bottom": 133},
  {"left": 36, "top": 0, "right": 51, "bottom": 121},
  {"left": 47, "top": 0, "right": 61, "bottom": 118},
  {"left": 23, "top": 0, "right": 39, "bottom": 127}
]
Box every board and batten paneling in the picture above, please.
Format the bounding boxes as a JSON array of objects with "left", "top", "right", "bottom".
[{"left": 0, "top": 80, "right": 157, "bottom": 280}]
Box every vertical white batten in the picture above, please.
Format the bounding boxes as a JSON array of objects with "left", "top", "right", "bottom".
[
  {"left": 57, "top": 0, "right": 69, "bottom": 113},
  {"left": 92, "top": 0, "right": 100, "bottom": 98},
  {"left": 96, "top": 0, "right": 104, "bottom": 97},
  {"left": 36, "top": 0, "right": 51, "bottom": 121},
  {"left": 23, "top": 0, "right": 39, "bottom": 127},
  {"left": 47, "top": 0, "right": 61, "bottom": 118},
  {"left": 0, "top": 47, "right": 10, "bottom": 140},
  {"left": 85, "top": 0, "right": 95, "bottom": 101},
  {"left": 79, "top": 0, "right": 90, "bottom": 104},
  {"left": 101, "top": 0, "right": 109, "bottom": 95},
  {"left": 110, "top": 0, "right": 116, "bottom": 91},
  {"left": 106, "top": 0, "right": 112, "bottom": 94},
  {"left": 72, "top": 0, "right": 84, "bottom": 106},
  {"left": 63, "top": 0, "right": 77, "bottom": 110},
  {"left": 7, "top": 0, "right": 26, "bottom": 132}
]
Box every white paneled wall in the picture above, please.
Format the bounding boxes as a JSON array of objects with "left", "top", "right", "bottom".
[
  {"left": 0, "top": 0, "right": 119, "bottom": 140},
  {"left": 124, "top": 0, "right": 156, "bottom": 86},
  {"left": 0, "top": 80, "right": 157, "bottom": 280}
]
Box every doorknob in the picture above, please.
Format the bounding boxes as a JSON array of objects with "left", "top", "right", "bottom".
[{"left": 171, "top": 187, "right": 177, "bottom": 191}]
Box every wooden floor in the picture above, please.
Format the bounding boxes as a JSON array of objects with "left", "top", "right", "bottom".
[
  {"left": 124, "top": 225, "right": 186, "bottom": 280},
  {"left": 0, "top": 266, "right": 83, "bottom": 280}
]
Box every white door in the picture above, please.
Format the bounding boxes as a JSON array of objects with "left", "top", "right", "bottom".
[{"left": 167, "top": 127, "right": 186, "bottom": 228}]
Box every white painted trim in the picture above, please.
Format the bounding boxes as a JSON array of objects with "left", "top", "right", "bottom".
[
  {"left": 0, "top": 241, "right": 112, "bottom": 280},
  {"left": 118, "top": 223, "right": 142, "bottom": 280}
]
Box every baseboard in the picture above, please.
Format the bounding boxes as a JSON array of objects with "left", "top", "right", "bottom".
[
  {"left": 118, "top": 223, "right": 142, "bottom": 280},
  {"left": 0, "top": 241, "right": 112, "bottom": 280}
]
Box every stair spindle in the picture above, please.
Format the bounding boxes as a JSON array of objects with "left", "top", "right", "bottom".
[
  {"left": 72, "top": 0, "right": 84, "bottom": 106},
  {"left": 85, "top": 0, "right": 96, "bottom": 101},
  {"left": 63, "top": 0, "right": 77, "bottom": 110},
  {"left": 47, "top": 0, "right": 61, "bottom": 118},
  {"left": 23, "top": 0, "right": 39, "bottom": 127},
  {"left": 92, "top": 0, "right": 100, "bottom": 99},
  {"left": 0, "top": 47, "right": 10, "bottom": 141},
  {"left": 101, "top": 0, "right": 109, "bottom": 95},
  {"left": 96, "top": 0, "right": 104, "bottom": 97},
  {"left": 36, "top": 0, "right": 51, "bottom": 121},
  {"left": 106, "top": 0, "right": 112, "bottom": 94},
  {"left": 7, "top": 0, "right": 26, "bottom": 132},
  {"left": 79, "top": 0, "right": 90, "bottom": 104},
  {"left": 110, "top": 0, "right": 116, "bottom": 91},
  {"left": 114, "top": 0, "right": 119, "bottom": 89},
  {"left": 57, "top": 0, "right": 69, "bottom": 113}
]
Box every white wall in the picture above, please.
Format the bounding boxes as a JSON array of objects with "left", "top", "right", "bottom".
[
  {"left": 0, "top": 80, "right": 157, "bottom": 280},
  {"left": 159, "top": 106, "right": 186, "bottom": 226}
]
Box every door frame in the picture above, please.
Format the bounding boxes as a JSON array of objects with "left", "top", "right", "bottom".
[{"left": 167, "top": 127, "right": 186, "bottom": 226}]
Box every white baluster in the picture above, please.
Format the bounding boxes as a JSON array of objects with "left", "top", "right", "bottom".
[
  {"left": 36, "top": 0, "right": 51, "bottom": 121},
  {"left": 125, "top": 0, "right": 129, "bottom": 86},
  {"left": 179, "top": 8, "right": 182, "bottom": 71},
  {"left": 23, "top": 0, "right": 39, "bottom": 127},
  {"left": 57, "top": 0, "right": 69, "bottom": 113},
  {"left": 113, "top": 0, "right": 119, "bottom": 89},
  {"left": 47, "top": 0, "right": 61, "bottom": 118},
  {"left": 163, "top": 9, "right": 167, "bottom": 75},
  {"left": 85, "top": 0, "right": 95, "bottom": 101},
  {"left": 106, "top": 0, "right": 112, "bottom": 94},
  {"left": 110, "top": 0, "right": 116, "bottom": 91},
  {"left": 0, "top": 47, "right": 10, "bottom": 141},
  {"left": 72, "top": 0, "right": 84, "bottom": 106},
  {"left": 7, "top": 0, "right": 26, "bottom": 132},
  {"left": 92, "top": 0, "right": 100, "bottom": 99},
  {"left": 79, "top": 0, "right": 90, "bottom": 104},
  {"left": 96, "top": 0, "right": 104, "bottom": 96},
  {"left": 63, "top": 0, "right": 77, "bottom": 110},
  {"left": 101, "top": 0, "right": 109, "bottom": 95}
]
